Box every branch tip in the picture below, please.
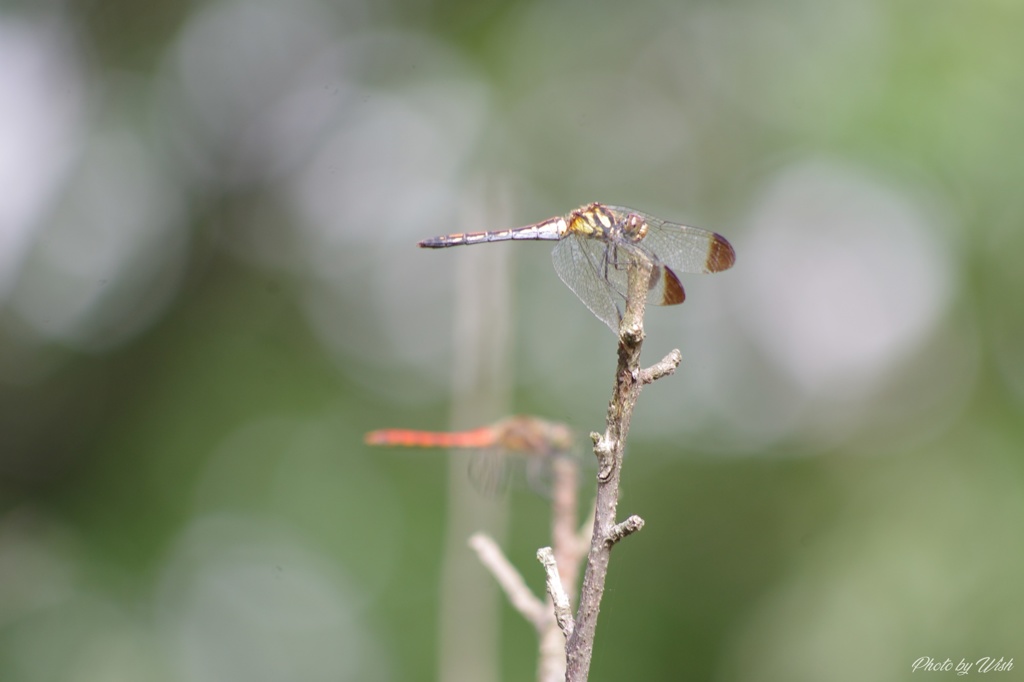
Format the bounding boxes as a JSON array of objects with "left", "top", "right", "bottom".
[
  {"left": 537, "top": 547, "right": 575, "bottom": 638},
  {"left": 608, "top": 515, "right": 645, "bottom": 545},
  {"left": 639, "top": 349, "right": 682, "bottom": 384}
]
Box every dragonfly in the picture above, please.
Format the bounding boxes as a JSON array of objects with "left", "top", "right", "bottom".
[
  {"left": 419, "top": 202, "right": 736, "bottom": 331},
  {"left": 365, "top": 415, "right": 576, "bottom": 494}
]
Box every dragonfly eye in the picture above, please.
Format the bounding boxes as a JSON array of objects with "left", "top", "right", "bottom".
[{"left": 625, "top": 213, "right": 647, "bottom": 242}]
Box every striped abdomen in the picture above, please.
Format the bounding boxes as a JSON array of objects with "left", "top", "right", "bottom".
[{"left": 418, "top": 217, "right": 565, "bottom": 248}]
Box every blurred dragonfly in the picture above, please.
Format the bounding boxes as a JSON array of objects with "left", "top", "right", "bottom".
[
  {"left": 419, "top": 202, "right": 736, "bottom": 331},
  {"left": 365, "top": 415, "right": 576, "bottom": 494}
]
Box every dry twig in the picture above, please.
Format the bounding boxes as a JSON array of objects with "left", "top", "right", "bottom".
[
  {"left": 562, "top": 257, "right": 681, "bottom": 681},
  {"left": 469, "top": 533, "right": 547, "bottom": 628},
  {"left": 469, "top": 441, "right": 589, "bottom": 682}
]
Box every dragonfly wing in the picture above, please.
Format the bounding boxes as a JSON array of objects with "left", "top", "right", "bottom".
[
  {"left": 645, "top": 262, "right": 686, "bottom": 307},
  {"left": 607, "top": 206, "right": 736, "bottom": 275},
  {"left": 467, "top": 448, "right": 511, "bottom": 495},
  {"left": 603, "top": 248, "right": 686, "bottom": 308},
  {"left": 551, "top": 234, "right": 629, "bottom": 331}
]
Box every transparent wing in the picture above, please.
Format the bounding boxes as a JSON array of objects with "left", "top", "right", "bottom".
[
  {"left": 551, "top": 234, "right": 629, "bottom": 331},
  {"left": 605, "top": 247, "right": 686, "bottom": 308},
  {"left": 523, "top": 451, "right": 587, "bottom": 499},
  {"left": 467, "top": 448, "right": 511, "bottom": 496},
  {"left": 552, "top": 231, "right": 686, "bottom": 326},
  {"left": 645, "top": 262, "right": 686, "bottom": 307},
  {"left": 605, "top": 205, "right": 736, "bottom": 275}
]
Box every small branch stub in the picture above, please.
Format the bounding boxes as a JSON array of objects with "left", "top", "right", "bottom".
[
  {"left": 608, "top": 515, "right": 645, "bottom": 546},
  {"left": 639, "top": 349, "right": 682, "bottom": 384},
  {"left": 537, "top": 547, "right": 575, "bottom": 638},
  {"left": 623, "top": 320, "right": 643, "bottom": 345}
]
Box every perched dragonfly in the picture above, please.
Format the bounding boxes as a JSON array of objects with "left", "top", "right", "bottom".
[
  {"left": 365, "top": 415, "right": 576, "bottom": 494},
  {"left": 419, "top": 202, "right": 736, "bottom": 331}
]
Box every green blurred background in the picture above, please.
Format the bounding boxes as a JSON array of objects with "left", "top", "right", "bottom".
[{"left": 1, "top": 0, "right": 1022, "bottom": 680}]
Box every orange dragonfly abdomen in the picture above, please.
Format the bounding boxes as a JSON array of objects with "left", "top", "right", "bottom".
[
  {"left": 364, "top": 426, "right": 499, "bottom": 450},
  {"left": 365, "top": 416, "right": 577, "bottom": 495}
]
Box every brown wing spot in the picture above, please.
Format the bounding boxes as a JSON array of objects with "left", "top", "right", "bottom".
[
  {"left": 706, "top": 233, "right": 736, "bottom": 272},
  {"left": 661, "top": 267, "right": 686, "bottom": 305}
]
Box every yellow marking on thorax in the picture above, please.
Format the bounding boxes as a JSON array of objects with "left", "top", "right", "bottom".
[
  {"left": 568, "top": 203, "right": 615, "bottom": 237},
  {"left": 567, "top": 214, "right": 596, "bottom": 236},
  {"left": 591, "top": 206, "right": 613, "bottom": 229}
]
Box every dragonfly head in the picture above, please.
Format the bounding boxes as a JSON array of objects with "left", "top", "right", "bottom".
[{"left": 623, "top": 212, "right": 648, "bottom": 243}]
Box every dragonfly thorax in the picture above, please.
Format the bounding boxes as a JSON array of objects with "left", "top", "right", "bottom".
[{"left": 568, "top": 203, "right": 648, "bottom": 244}]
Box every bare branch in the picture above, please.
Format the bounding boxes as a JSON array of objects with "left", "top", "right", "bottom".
[
  {"left": 468, "top": 431, "right": 588, "bottom": 682},
  {"left": 608, "top": 515, "right": 645, "bottom": 545},
  {"left": 639, "top": 348, "right": 682, "bottom": 384},
  {"left": 539, "top": 448, "right": 586, "bottom": 682},
  {"left": 565, "top": 254, "right": 678, "bottom": 681},
  {"left": 550, "top": 454, "right": 583, "bottom": 600},
  {"left": 537, "top": 547, "right": 575, "bottom": 639},
  {"left": 537, "top": 621, "right": 567, "bottom": 682},
  {"left": 577, "top": 499, "right": 597, "bottom": 555},
  {"left": 468, "top": 533, "right": 546, "bottom": 629}
]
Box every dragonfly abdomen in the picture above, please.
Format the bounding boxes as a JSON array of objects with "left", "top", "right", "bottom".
[
  {"left": 418, "top": 218, "right": 565, "bottom": 248},
  {"left": 419, "top": 231, "right": 508, "bottom": 248},
  {"left": 364, "top": 427, "right": 496, "bottom": 449}
]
